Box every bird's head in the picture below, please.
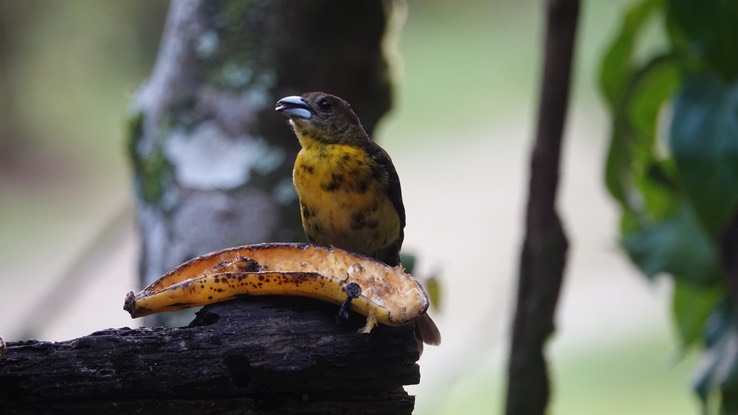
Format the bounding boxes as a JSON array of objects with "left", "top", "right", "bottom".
[{"left": 275, "top": 92, "right": 369, "bottom": 146}]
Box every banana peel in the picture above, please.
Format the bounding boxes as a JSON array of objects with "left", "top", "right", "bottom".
[{"left": 124, "top": 243, "right": 431, "bottom": 333}]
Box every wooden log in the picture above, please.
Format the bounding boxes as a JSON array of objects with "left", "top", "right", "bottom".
[{"left": 0, "top": 298, "right": 419, "bottom": 414}]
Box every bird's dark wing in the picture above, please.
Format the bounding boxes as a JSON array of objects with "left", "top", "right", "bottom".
[
  {"left": 367, "top": 141, "right": 405, "bottom": 267},
  {"left": 367, "top": 142, "right": 405, "bottom": 230}
]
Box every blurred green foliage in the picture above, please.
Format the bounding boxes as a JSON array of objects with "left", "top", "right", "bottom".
[
  {"left": 600, "top": 0, "right": 738, "bottom": 412},
  {"left": 0, "top": 0, "right": 168, "bottom": 173},
  {"left": 0, "top": 0, "right": 168, "bottom": 262}
]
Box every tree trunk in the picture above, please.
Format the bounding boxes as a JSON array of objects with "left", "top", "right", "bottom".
[
  {"left": 0, "top": 298, "right": 419, "bottom": 414},
  {"left": 128, "top": 0, "right": 400, "bottom": 325},
  {"left": 505, "top": 0, "right": 579, "bottom": 413}
]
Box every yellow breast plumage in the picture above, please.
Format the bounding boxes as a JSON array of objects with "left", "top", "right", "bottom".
[{"left": 293, "top": 140, "right": 401, "bottom": 256}]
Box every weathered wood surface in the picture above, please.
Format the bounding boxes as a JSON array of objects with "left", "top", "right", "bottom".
[{"left": 0, "top": 298, "right": 419, "bottom": 414}]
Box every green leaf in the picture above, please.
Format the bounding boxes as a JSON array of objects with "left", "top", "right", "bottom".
[
  {"left": 399, "top": 252, "right": 416, "bottom": 274},
  {"left": 691, "top": 302, "right": 738, "bottom": 414},
  {"left": 666, "top": 0, "right": 738, "bottom": 81},
  {"left": 604, "top": 54, "right": 679, "bottom": 209},
  {"left": 628, "top": 57, "right": 680, "bottom": 219},
  {"left": 672, "top": 279, "right": 722, "bottom": 348},
  {"left": 604, "top": 119, "right": 633, "bottom": 205},
  {"left": 722, "top": 388, "right": 738, "bottom": 415},
  {"left": 622, "top": 201, "right": 718, "bottom": 282},
  {"left": 425, "top": 275, "right": 442, "bottom": 312},
  {"left": 600, "top": 0, "right": 670, "bottom": 207},
  {"left": 669, "top": 74, "right": 738, "bottom": 235},
  {"left": 599, "top": 0, "right": 660, "bottom": 109},
  {"left": 634, "top": 159, "right": 678, "bottom": 221},
  {"left": 704, "top": 301, "right": 734, "bottom": 349},
  {"left": 628, "top": 57, "right": 679, "bottom": 139},
  {"left": 601, "top": 1, "right": 738, "bottom": 412}
]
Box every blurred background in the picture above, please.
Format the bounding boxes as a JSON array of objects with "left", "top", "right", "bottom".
[{"left": 0, "top": 0, "right": 700, "bottom": 413}]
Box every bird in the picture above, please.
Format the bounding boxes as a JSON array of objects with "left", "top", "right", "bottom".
[{"left": 276, "top": 91, "right": 441, "bottom": 346}]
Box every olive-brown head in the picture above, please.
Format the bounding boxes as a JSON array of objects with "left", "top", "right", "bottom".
[{"left": 275, "top": 92, "right": 370, "bottom": 147}]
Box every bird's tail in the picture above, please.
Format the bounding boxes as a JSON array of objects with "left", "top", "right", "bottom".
[{"left": 415, "top": 313, "right": 441, "bottom": 347}]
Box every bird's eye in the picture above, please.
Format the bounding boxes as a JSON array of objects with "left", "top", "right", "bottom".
[{"left": 317, "top": 98, "right": 332, "bottom": 112}]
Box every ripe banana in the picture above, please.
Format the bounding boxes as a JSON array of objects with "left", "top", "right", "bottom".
[{"left": 124, "top": 243, "right": 431, "bottom": 333}]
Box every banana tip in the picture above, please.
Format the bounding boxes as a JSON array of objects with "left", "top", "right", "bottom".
[{"left": 123, "top": 291, "right": 136, "bottom": 317}]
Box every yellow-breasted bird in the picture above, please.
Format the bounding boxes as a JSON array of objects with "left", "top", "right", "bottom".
[{"left": 276, "top": 92, "right": 440, "bottom": 346}]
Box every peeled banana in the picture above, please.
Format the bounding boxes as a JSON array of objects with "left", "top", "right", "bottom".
[{"left": 124, "top": 243, "right": 431, "bottom": 332}]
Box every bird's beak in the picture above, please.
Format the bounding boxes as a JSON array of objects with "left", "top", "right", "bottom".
[{"left": 275, "top": 96, "right": 313, "bottom": 120}]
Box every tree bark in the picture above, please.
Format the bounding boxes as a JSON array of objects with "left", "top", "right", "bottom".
[
  {"left": 505, "top": 0, "right": 579, "bottom": 414},
  {"left": 128, "top": 0, "right": 400, "bottom": 325},
  {"left": 0, "top": 298, "right": 419, "bottom": 414}
]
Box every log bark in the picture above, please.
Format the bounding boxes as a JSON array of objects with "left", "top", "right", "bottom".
[
  {"left": 504, "top": 0, "right": 579, "bottom": 413},
  {"left": 0, "top": 298, "right": 419, "bottom": 414}
]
